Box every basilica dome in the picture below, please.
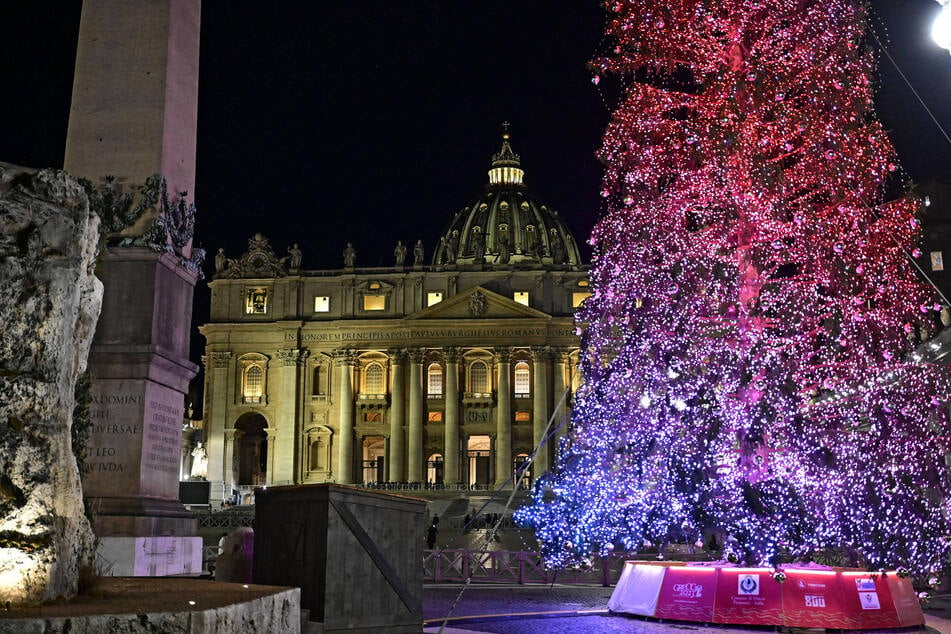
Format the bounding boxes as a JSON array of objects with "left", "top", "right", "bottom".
[{"left": 432, "top": 131, "right": 583, "bottom": 269}]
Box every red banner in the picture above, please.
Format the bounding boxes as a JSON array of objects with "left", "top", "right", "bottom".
[
  {"left": 654, "top": 565, "right": 718, "bottom": 622},
  {"left": 781, "top": 569, "right": 849, "bottom": 628},
  {"left": 713, "top": 568, "right": 784, "bottom": 626},
  {"left": 609, "top": 563, "right": 925, "bottom": 630}
]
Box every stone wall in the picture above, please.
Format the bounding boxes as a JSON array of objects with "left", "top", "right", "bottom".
[{"left": 0, "top": 163, "right": 101, "bottom": 603}]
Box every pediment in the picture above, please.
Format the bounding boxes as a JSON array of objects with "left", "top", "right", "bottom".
[{"left": 405, "top": 286, "right": 550, "bottom": 320}]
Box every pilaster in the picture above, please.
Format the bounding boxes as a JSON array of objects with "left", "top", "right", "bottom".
[
  {"left": 407, "top": 348, "right": 424, "bottom": 483},
  {"left": 531, "top": 346, "right": 550, "bottom": 475},
  {"left": 388, "top": 348, "right": 406, "bottom": 482},
  {"left": 443, "top": 347, "right": 461, "bottom": 485},
  {"left": 494, "top": 347, "right": 512, "bottom": 488},
  {"left": 334, "top": 351, "right": 356, "bottom": 484}
]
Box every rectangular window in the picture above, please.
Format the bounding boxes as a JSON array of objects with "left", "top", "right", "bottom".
[
  {"left": 932, "top": 251, "right": 944, "bottom": 272},
  {"left": 427, "top": 291, "right": 443, "bottom": 306},
  {"left": 245, "top": 288, "right": 268, "bottom": 314},
  {"left": 363, "top": 294, "right": 386, "bottom": 311},
  {"left": 513, "top": 291, "right": 529, "bottom": 306},
  {"left": 314, "top": 296, "right": 330, "bottom": 312},
  {"left": 572, "top": 292, "right": 592, "bottom": 308}
]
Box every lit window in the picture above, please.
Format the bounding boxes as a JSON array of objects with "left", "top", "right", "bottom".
[
  {"left": 364, "top": 294, "right": 386, "bottom": 311},
  {"left": 243, "top": 365, "right": 263, "bottom": 403},
  {"left": 364, "top": 363, "right": 385, "bottom": 394},
  {"left": 314, "top": 296, "right": 330, "bottom": 312},
  {"left": 514, "top": 291, "right": 529, "bottom": 306},
  {"left": 246, "top": 288, "right": 268, "bottom": 314},
  {"left": 514, "top": 361, "right": 531, "bottom": 396},
  {"left": 428, "top": 364, "right": 443, "bottom": 396},
  {"left": 572, "top": 292, "right": 592, "bottom": 307},
  {"left": 470, "top": 361, "right": 488, "bottom": 393},
  {"left": 932, "top": 251, "right": 944, "bottom": 272},
  {"left": 428, "top": 411, "right": 443, "bottom": 422},
  {"left": 427, "top": 291, "right": 443, "bottom": 306}
]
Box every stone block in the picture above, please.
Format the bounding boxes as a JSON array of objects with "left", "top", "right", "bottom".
[{"left": 254, "top": 484, "right": 425, "bottom": 633}]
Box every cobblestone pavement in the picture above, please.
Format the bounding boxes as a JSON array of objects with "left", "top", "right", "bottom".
[{"left": 423, "top": 584, "right": 951, "bottom": 634}]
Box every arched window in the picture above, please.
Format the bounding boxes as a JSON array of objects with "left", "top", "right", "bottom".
[
  {"left": 243, "top": 364, "right": 264, "bottom": 403},
  {"left": 364, "top": 363, "right": 385, "bottom": 395},
  {"left": 470, "top": 361, "right": 488, "bottom": 394},
  {"left": 514, "top": 361, "right": 531, "bottom": 397},
  {"left": 427, "top": 363, "right": 443, "bottom": 397}
]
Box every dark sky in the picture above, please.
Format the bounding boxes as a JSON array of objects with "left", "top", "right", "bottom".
[{"left": 3, "top": 1, "right": 951, "bottom": 376}]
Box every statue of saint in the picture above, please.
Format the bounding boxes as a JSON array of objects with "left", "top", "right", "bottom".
[
  {"left": 394, "top": 240, "right": 407, "bottom": 266},
  {"left": 343, "top": 242, "right": 357, "bottom": 267},
  {"left": 214, "top": 248, "right": 227, "bottom": 273},
  {"left": 190, "top": 442, "right": 208, "bottom": 480},
  {"left": 496, "top": 233, "right": 511, "bottom": 265},
  {"left": 472, "top": 229, "right": 486, "bottom": 264},
  {"left": 551, "top": 233, "right": 566, "bottom": 265},
  {"left": 413, "top": 240, "right": 425, "bottom": 266},
  {"left": 288, "top": 243, "right": 302, "bottom": 270}
]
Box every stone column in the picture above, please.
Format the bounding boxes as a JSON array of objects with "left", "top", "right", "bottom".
[
  {"left": 388, "top": 349, "right": 406, "bottom": 482},
  {"left": 531, "top": 346, "right": 550, "bottom": 475},
  {"left": 274, "top": 348, "right": 307, "bottom": 486},
  {"left": 407, "top": 348, "right": 424, "bottom": 483},
  {"left": 494, "top": 347, "right": 512, "bottom": 488},
  {"left": 552, "top": 348, "right": 570, "bottom": 453},
  {"left": 204, "top": 351, "right": 231, "bottom": 500},
  {"left": 223, "top": 429, "right": 237, "bottom": 501},
  {"left": 335, "top": 351, "right": 355, "bottom": 484},
  {"left": 444, "top": 347, "right": 461, "bottom": 485}
]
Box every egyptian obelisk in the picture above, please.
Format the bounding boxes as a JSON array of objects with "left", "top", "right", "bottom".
[{"left": 65, "top": 0, "right": 203, "bottom": 576}]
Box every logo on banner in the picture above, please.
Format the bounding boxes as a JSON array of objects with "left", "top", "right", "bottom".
[
  {"left": 738, "top": 574, "right": 760, "bottom": 595},
  {"left": 672, "top": 583, "right": 703, "bottom": 599},
  {"left": 860, "top": 592, "right": 881, "bottom": 610},
  {"left": 804, "top": 594, "right": 826, "bottom": 608},
  {"left": 855, "top": 578, "right": 876, "bottom": 592}
]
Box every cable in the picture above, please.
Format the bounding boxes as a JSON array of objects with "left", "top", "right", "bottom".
[{"left": 432, "top": 388, "right": 571, "bottom": 634}]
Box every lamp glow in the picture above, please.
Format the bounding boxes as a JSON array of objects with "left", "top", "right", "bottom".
[{"left": 932, "top": 3, "right": 951, "bottom": 52}]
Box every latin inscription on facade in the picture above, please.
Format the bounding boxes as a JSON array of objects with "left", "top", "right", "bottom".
[{"left": 287, "top": 327, "right": 567, "bottom": 343}]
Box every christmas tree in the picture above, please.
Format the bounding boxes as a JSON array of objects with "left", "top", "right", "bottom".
[{"left": 518, "top": 0, "right": 951, "bottom": 577}]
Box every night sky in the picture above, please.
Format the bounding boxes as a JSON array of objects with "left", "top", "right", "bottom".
[{"left": 3, "top": 1, "right": 951, "bottom": 381}]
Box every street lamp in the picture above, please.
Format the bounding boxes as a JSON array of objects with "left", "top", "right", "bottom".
[{"left": 932, "top": 0, "right": 951, "bottom": 53}]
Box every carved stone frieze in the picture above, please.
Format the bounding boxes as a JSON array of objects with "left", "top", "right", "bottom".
[
  {"left": 83, "top": 174, "right": 205, "bottom": 276},
  {"left": 215, "top": 233, "right": 288, "bottom": 279}
]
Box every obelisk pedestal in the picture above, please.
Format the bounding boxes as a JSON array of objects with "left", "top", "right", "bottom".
[{"left": 83, "top": 248, "right": 202, "bottom": 576}]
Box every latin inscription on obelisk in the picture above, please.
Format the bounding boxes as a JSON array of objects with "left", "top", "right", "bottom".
[{"left": 85, "top": 380, "right": 185, "bottom": 500}]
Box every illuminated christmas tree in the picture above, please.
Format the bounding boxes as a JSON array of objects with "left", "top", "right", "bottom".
[{"left": 518, "top": 0, "right": 951, "bottom": 577}]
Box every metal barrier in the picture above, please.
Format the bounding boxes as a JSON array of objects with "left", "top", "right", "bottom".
[
  {"left": 195, "top": 508, "right": 255, "bottom": 529},
  {"left": 422, "top": 549, "right": 633, "bottom": 586}
]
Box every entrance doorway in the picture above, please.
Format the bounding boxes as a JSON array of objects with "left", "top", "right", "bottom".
[
  {"left": 362, "top": 436, "right": 385, "bottom": 484},
  {"left": 515, "top": 453, "right": 532, "bottom": 489},
  {"left": 235, "top": 413, "right": 268, "bottom": 486},
  {"left": 427, "top": 454, "right": 444, "bottom": 485},
  {"left": 467, "top": 435, "right": 491, "bottom": 489}
]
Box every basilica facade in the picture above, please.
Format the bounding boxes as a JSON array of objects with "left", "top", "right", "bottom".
[{"left": 198, "top": 133, "right": 590, "bottom": 503}]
